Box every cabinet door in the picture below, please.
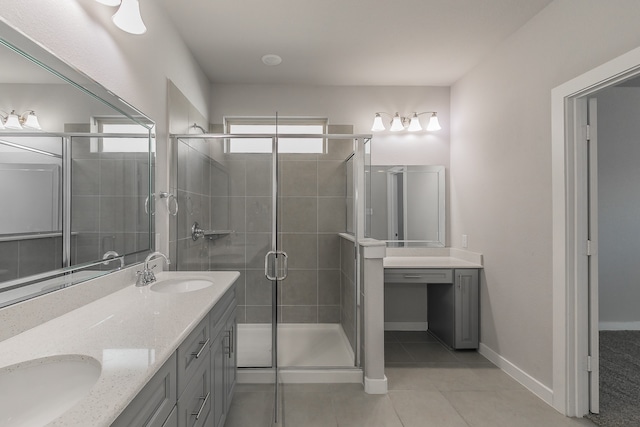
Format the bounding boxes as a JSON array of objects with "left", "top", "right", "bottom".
[
  {"left": 454, "top": 269, "right": 479, "bottom": 349},
  {"left": 224, "top": 308, "right": 237, "bottom": 411},
  {"left": 177, "top": 351, "right": 211, "bottom": 427},
  {"left": 211, "top": 329, "right": 227, "bottom": 427}
]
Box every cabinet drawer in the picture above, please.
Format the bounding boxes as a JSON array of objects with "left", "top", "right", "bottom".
[
  {"left": 111, "top": 353, "right": 177, "bottom": 427},
  {"left": 177, "top": 315, "right": 211, "bottom": 397},
  {"left": 384, "top": 269, "right": 452, "bottom": 284},
  {"left": 177, "top": 351, "right": 212, "bottom": 427}
]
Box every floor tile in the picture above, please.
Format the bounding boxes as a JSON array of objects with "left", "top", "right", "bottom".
[
  {"left": 392, "top": 330, "right": 440, "bottom": 343},
  {"left": 443, "top": 389, "right": 595, "bottom": 427},
  {"left": 331, "top": 391, "right": 403, "bottom": 427},
  {"left": 389, "top": 390, "right": 470, "bottom": 427},
  {"left": 384, "top": 342, "right": 414, "bottom": 363},
  {"left": 402, "top": 342, "right": 459, "bottom": 363},
  {"left": 278, "top": 390, "right": 337, "bottom": 427},
  {"left": 225, "top": 391, "right": 274, "bottom": 427}
]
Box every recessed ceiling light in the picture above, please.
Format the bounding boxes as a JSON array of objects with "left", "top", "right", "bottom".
[{"left": 261, "top": 54, "right": 282, "bottom": 66}]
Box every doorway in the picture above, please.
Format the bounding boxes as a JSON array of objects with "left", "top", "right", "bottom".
[{"left": 551, "top": 45, "right": 640, "bottom": 419}]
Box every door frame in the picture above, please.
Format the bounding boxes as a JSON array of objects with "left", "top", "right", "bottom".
[{"left": 551, "top": 45, "right": 640, "bottom": 417}]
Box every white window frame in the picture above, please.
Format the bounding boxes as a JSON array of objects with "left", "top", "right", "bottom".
[
  {"left": 224, "top": 116, "right": 327, "bottom": 154},
  {"left": 90, "top": 116, "right": 153, "bottom": 153}
]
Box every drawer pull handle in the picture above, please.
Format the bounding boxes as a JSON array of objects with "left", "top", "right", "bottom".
[
  {"left": 191, "top": 338, "right": 210, "bottom": 359},
  {"left": 403, "top": 275, "right": 423, "bottom": 279},
  {"left": 191, "top": 392, "right": 210, "bottom": 420}
]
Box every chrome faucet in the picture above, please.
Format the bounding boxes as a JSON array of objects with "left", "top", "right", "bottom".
[{"left": 136, "top": 251, "right": 170, "bottom": 286}]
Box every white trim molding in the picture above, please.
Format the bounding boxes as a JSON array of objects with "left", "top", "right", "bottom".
[
  {"left": 552, "top": 44, "right": 640, "bottom": 417},
  {"left": 479, "top": 343, "right": 554, "bottom": 406},
  {"left": 364, "top": 375, "right": 388, "bottom": 394}
]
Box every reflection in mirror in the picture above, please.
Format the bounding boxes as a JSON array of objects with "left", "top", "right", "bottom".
[
  {"left": 346, "top": 153, "right": 354, "bottom": 234},
  {"left": 365, "top": 165, "right": 445, "bottom": 247},
  {"left": 0, "top": 22, "right": 154, "bottom": 308}
]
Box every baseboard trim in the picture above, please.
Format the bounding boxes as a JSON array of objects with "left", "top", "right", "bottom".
[
  {"left": 384, "top": 322, "right": 428, "bottom": 331},
  {"left": 599, "top": 321, "right": 640, "bottom": 331},
  {"left": 364, "top": 375, "right": 388, "bottom": 394},
  {"left": 478, "top": 343, "right": 554, "bottom": 407}
]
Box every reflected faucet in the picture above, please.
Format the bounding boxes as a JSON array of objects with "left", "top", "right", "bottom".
[
  {"left": 102, "top": 251, "right": 124, "bottom": 269},
  {"left": 136, "top": 251, "right": 170, "bottom": 286}
]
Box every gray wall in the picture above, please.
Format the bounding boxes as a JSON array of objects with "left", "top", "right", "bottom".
[
  {"left": 450, "top": 0, "right": 640, "bottom": 388},
  {"left": 596, "top": 86, "right": 640, "bottom": 329}
]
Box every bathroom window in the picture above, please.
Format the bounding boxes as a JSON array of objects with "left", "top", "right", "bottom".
[
  {"left": 91, "top": 117, "right": 153, "bottom": 153},
  {"left": 225, "top": 117, "right": 326, "bottom": 154}
]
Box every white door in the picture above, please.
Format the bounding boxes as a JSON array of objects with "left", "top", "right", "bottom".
[{"left": 587, "top": 97, "right": 600, "bottom": 414}]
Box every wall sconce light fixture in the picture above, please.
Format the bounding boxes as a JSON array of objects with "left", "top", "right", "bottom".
[
  {"left": 95, "top": 0, "right": 147, "bottom": 35},
  {"left": 371, "top": 111, "right": 441, "bottom": 132},
  {"left": 0, "top": 110, "right": 42, "bottom": 130}
]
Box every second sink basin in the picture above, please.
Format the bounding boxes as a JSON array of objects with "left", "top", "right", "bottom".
[
  {"left": 0, "top": 354, "right": 101, "bottom": 427},
  {"left": 150, "top": 278, "right": 214, "bottom": 293}
]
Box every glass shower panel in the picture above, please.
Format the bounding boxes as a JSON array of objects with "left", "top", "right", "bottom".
[
  {"left": 174, "top": 136, "right": 275, "bottom": 368},
  {"left": 276, "top": 134, "right": 357, "bottom": 368}
]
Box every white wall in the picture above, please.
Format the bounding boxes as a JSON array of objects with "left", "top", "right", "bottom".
[
  {"left": 596, "top": 86, "right": 640, "bottom": 330},
  {"left": 210, "top": 84, "right": 450, "bottom": 167},
  {"left": 0, "top": 0, "right": 211, "bottom": 254},
  {"left": 451, "top": 0, "right": 640, "bottom": 389}
]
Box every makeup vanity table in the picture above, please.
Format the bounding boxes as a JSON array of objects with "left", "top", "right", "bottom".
[{"left": 383, "top": 250, "right": 482, "bottom": 349}]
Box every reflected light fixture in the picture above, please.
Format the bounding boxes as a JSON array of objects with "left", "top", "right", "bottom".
[
  {"left": 112, "top": 0, "right": 147, "bottom": 35},
  {"left": 371, "top": 111, "right": 441, "bottom": 132},
  {"left": 0, "top": 110, "right": 42, "bottom": 130}
]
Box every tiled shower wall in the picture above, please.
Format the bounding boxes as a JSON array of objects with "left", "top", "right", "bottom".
[
  {"left": 167, "top": 86, "right": 356, "bottom": 326},
  {"left": 70, "top": 137, "right": 150, "bottom": 265}
]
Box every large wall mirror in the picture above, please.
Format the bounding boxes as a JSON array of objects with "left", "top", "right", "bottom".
[
  {"left": 365, "top": 164, "right": 445, "bottom": 247},
  {"left": 0, "top": 21, "right": 155, "bottom": 308}
]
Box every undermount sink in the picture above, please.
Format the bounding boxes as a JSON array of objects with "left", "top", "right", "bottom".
[
  {"left": 150, "top": 278, "right": 214, "bottom": 293},
  {"left": 0, "top": 355, "right": 101, "bottom": 427}
]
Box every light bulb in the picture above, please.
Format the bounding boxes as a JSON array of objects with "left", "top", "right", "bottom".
[
  {"left": 390, "top": 113, "right": 404, "bottom": 132},
  {"left": 112, "top": 0, "right": 147, "bottom": 35},
  {"left": 95, "top": 0, "right": 121, "bottom": 5},
  {"left": 4, "top": 111, "right": 22, "bottom": 130},
  {"left": 407, "top": 113, "right": 422, "bottom": 132},
  {"left": 426, "top": 113, "right": 441, "bottom": 131},
  {"left": 22, "top": 111, "right": 41, "bottom": 130},
  {"left": 371, "top": 114, "right": 385, "bottom": 131}
]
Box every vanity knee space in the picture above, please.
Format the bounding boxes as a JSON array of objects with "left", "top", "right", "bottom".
[{"left": 383, "top": 268, "right": 480, "bottom": 349}]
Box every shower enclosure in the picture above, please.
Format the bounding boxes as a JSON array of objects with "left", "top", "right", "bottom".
[{"left": 170, "top": 130, "right": 368, "bottom": 387}]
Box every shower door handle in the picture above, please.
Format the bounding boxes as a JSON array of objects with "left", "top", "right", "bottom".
[{"left": 264, "top": 250, "right": 288, "bottom": 281}]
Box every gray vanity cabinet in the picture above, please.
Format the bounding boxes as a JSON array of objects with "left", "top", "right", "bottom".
[
  {"left": 110, "top": 284, "right": 237, "bottom": 427},
  {"left": 385, "top": 268, "right": 479, "bottom": 350},
  {"left": 111, "top": 353, "right": 178, "bottom": 427},
  {"left": 426, "top": 269, "right": 479, "bottom": 349},
  {"left": 176, "top": 349, "right": 212, "bottom": 427},
  {"left": 210, "top": 295, "right": 237, "bottom": 427}
]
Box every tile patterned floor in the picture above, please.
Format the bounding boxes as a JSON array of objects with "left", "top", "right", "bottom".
[{"left": 224, "top": 331, "right": 595, "bottom": 427}]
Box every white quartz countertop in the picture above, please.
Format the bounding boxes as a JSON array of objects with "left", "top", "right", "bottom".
[
  {"left": 383, "top": 248, "right": 483, "bottom": 269},
  {"left": 0, "top": 270, "right": 240, "bottom": 427},
  {"left": 384, "top": 256, "right": 483, "bottom": 269}
]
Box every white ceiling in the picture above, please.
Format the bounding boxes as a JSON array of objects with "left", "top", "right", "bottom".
[{"left": 163, "top": 0, "right": 552, "bottom": 86}]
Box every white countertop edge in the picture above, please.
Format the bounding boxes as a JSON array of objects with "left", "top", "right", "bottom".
[
  {"left": 383, "top": 248, "right": 483, "bottom": 269},
  {"left": 0, "top": 270, "right": 240, "bottom": 427}
]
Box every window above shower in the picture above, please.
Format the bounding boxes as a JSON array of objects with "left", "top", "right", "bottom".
[{"left": 224, "top": 117, "right": 326, "bottom": 154}]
